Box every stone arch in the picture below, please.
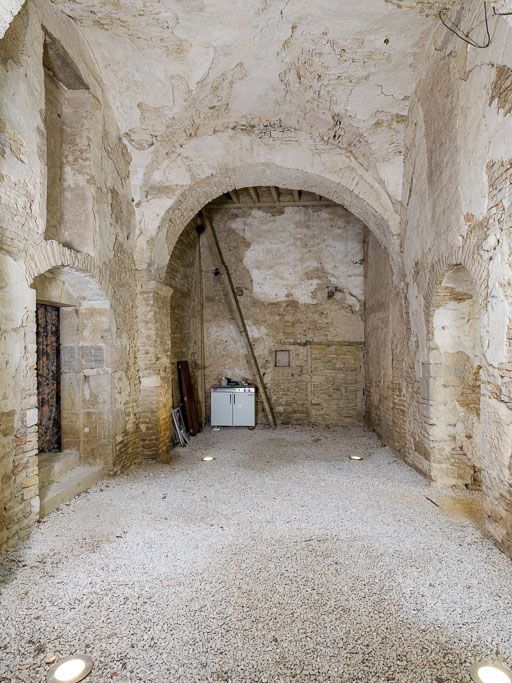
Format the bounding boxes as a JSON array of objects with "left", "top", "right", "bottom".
[
  {"left": 27, "top": 247, "right": 116, "bottom": 516},
  {"left": 423, "top": 245, "right": 488, "bottom": 325},
  {"left": 25, "top": 241, "right": 111, "bottom": 299},
  {"left": 141, "top": 131, "right": 400, "bottom": 280}
]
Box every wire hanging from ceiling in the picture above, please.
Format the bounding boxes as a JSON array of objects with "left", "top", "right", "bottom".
[{"left": 439, "top": 1, "right": 491, "bottom": 48}]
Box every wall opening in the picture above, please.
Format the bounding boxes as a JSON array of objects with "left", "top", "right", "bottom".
[
  {"left": 31, "top": 267, "right": 114, "bottom": 515},
  {"left": 167, "top": 186, "right": 369, "bottom": 429},
  {"left": 36, "top": 303, "right": 61, "bottom": 453},
  {"left": 426, "top": 265, "right": 482, "bottom": 489},
  {"left": 43, "top": 31, "right": 95, "bottom": 252}
]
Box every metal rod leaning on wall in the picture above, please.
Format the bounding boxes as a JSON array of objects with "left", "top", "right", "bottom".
[{"left": 201, "top": 210, "right": 277, "bottom": 429}]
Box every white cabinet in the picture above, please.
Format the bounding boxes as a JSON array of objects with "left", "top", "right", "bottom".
[{"left": 211, "top": 387, "right": 256, "bottom": 427}]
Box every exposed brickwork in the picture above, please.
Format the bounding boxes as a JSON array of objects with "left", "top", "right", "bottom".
[
  {"left": 167, "top": 222, "right": 201, "bottom": 419},
  {"left": 136, "top": 280, "right": 173, "bottom": 461},
  {"left": 365, "top": 232, "right": 408, "bottom": 456},
  {"left": 198, "top": 205, "right": 365, "bottom": 426}
]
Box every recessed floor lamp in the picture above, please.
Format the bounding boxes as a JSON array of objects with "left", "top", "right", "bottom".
[
  {"left": 46, "top": 655, "right": 93, "bottom": 683},
  {"left": 470, "top": 661, "right": 512, "bottom": 683}
]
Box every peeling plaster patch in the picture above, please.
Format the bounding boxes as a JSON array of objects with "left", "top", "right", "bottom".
[
  {"left": 246, "top": 321, "right": 268, "bottom": 341},
  {"left": 485, "top": 280, "right": 509, "bottom": 367},
  {"left": 433, "top": 300, "right": 480, "bottom": 361},
  {"left": 305, "top": 111, "right": 332, "bottom": 132},
  {"left": 229, "top": 207, "right": 364, "bottom": 307},
  {"left": 0, "top": 254, "right": 32, "bottom": 329},
  {"left": 490, "top": 65, "right": 512, "bottom": 117},
  {"left": 125, "top": 130, "right": 156, "bottom": 151},
  {"left": 188, "top": 44, "right": 215, "bottom": 91},
  {"left": 0, "top": 119, "right": 25, "bottom": 162}
]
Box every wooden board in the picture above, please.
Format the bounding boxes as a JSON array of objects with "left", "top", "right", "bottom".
[{"left": 177, "top": 360, "right": 200, "bottom": 435}]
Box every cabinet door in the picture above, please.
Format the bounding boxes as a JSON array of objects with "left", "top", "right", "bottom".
[
  {"left": 233, "top": 392, "right": 255, "bottom": 427},
  {"left": 211, "top": 392, "right": 233, "bottom": 426}
]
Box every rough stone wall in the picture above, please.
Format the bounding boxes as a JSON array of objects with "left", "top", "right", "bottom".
[
  {"left": 365, "top": 232, "right": 407, "bottom": 456},
  {"left": 402, "top": 7, "right": 512, "bottom": 554},
  {"left": 200, "top": 205, "right": 366, "bottom": 425},
  {"left": 0, "top": 2, "right": 140, "bottom": 549},
  {"left": 1, "top": 0, "right": 512, "bottom": 563},
  {"left": 44, "top": 70, "right": 64, "bottom": 241},
  {"left": 167, "top": 222, "right": 201, "bottom": 418},
  {"left": 427, "top": 266, "right": 482, "bottom": 489}
]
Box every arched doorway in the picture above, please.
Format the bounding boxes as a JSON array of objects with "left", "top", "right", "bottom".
[
  {"left": 162, "top": 184, "right": 400, "bottom": 439},
  {"left": 137, "top": 156, "right": 401, "bottom": 458},
  {"left": 426, "top": 265, "right": 482, "bottom": 489},
  {"left": 31, "top": 265, "right": 115, "bottom": 515}
]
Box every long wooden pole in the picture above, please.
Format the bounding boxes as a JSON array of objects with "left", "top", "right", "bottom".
[
  {"left": 202, "top": 211, "right": 276, "bottom": 429},
  {"left": 196, "top": 229, "right": 206, "bottom": 425}
]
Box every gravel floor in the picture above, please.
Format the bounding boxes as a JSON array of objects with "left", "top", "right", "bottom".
[{"left": 1, "top": 426, "right": 512, "bottom": 683}]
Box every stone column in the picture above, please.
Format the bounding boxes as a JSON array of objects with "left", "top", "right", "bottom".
[{"left": 136, "top": 280, "right": 173, "bottom": 461}]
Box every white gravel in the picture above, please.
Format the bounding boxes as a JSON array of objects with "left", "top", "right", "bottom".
[{"left": 1, "top": 426, "right": 512, "bottom": 682}]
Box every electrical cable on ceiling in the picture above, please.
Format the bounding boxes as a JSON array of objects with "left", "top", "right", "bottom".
[{"left": 439, "top": 1, "right": 491, "bottom": 48}]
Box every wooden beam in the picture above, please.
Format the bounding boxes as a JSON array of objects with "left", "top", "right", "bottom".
[
  {"left": 248, "top": 187, "right": 259, "bottom": 203},
  {"left": 292, "top": 189, "right": 300, "bottom": 202},
  {"left": 270, "top": 186, "right": 279, "bottom": 203},
  {"left": 196, "top": 234, "right": 206, "bottom": 426},
  {"left": 202, "top": 211, "right": 277, "bottom": 429},
  {"left": 228, "top": 189, "right": 239, "bottom": 203},
  {"left": 209, "top": 200, "right": 337, "bottom": 209}
]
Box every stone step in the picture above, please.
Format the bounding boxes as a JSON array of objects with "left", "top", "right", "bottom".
[
  {"left": 39, "top": 464, "right": 104, "bottom": 518},
  {"left": 38, "top": 451, "right": 80, "bottom": 487}
]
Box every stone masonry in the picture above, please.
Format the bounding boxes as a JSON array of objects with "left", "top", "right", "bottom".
[{"left": 0, "top": 0, "right": 511, "bottom": 558}]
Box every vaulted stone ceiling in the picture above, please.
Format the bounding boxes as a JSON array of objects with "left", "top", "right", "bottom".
[
  {"left": 48, "top": 0, "right": 445, "bottom": 203},
  {"left": 50, "top": 0, "right": 436, "bottom": 137}
]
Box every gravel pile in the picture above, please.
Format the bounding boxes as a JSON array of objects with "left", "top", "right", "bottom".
[{"left": 1, "top": 426, "right": 512, "bottom": 682}]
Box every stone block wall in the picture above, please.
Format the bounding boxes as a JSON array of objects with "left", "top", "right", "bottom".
[{"left": 0, "top": 4, "right": 140, "bottom": 548}]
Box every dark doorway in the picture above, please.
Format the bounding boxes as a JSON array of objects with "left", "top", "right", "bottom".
[{"left": 36, "top": 303, "right": 61, "bottom": 452}]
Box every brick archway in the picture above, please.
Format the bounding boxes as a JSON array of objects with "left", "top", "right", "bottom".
[
  {"left": 141, "top": 143, "right": 400, "bottom": 282},
  {"left": 24, "top": 241, "right": 111, "bottom": 300}
]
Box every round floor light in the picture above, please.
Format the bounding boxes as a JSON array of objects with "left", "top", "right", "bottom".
[
  {"left": 47, "top": 655, "right": 93, "bottom": 683},
  {"left": 470, "top": 661, "right": 512, "bottom": 683},
  {"left": 349, "top": 455, "right": 363, "bottom": 461},
  {"left": 202, "top": 456, "right": 215, "bottom": 462}
]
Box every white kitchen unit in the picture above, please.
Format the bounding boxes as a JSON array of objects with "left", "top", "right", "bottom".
[{"left": 211, "top": 387, "right": 256, "bottom": 427}]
